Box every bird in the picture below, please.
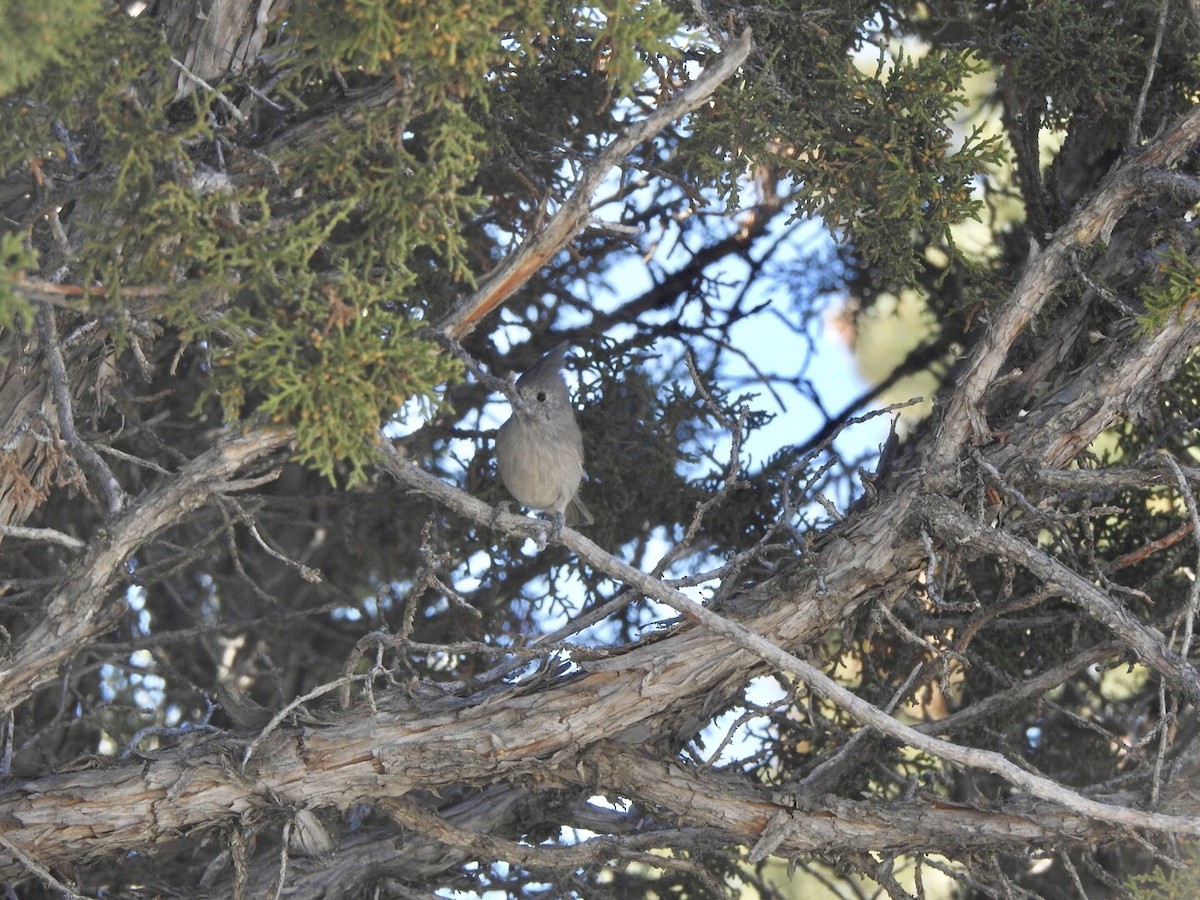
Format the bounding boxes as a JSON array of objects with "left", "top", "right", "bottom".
[{"left": 495, "top": 342, "right": 593, "bottom": 531}]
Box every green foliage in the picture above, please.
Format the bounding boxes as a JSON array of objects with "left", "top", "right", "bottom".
[
  {"left": 916, "top": 0, "right": 1200, "bottom": 135},
  {"left": 3, "top": 0, "right": 1000, "bottom": 489},
  {"left": 984, "top": 0, "right": 1152, "bottom": 130},
  {"left": 217, "top": 294, "right": 459, "bottom": 486},
  {"left": 684, "top": 43, "right": 1004, "bottom": 286},
  {"left": 1137, "top": 247, "right": 1200, "bottom": 334},
  {"left": 805, "top": 50, "right": 1003, "bottom": 282},
  {"left": 0, "top": 10, "right": 172, "bottom": 171},
  {"left": 299, "top": 103, "right": 487, "bottom": 283},
  {"left": 0, "top": 0, "right": 1002, "bottom": 486},
  {"left": 583, "top": 0, "right": 681, "bottom": 96},
  {"left": 289, "top": 0, "right": 680, "bottom": 103},
  {"left": 290, "top": 0, "right": 533, "bottom": 104},
  {"left": 0, "top": 0, "right": 103, "bottom": 95},
  {"left": 0, "top": 231, "right": 36, "bottom": 332},
  {"left": 73, "top": 173, "right": 462, "bottom": 484},
  {"left": 1128, "top": 843, "right": 1200, "bottom": 899},
  {"left": 7, "top": 0, "right": 1200, "bottom": 895},
  {"left": 2, "top": 2, "right": 529, "bottom": 484}
]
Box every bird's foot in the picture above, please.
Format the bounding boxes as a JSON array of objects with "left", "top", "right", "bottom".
[
  {"left": 489, "top": 501, "right": 512, "bottom": 531},
  {"left": 534, "top": 511, "right": 565, "bottom": 550}
]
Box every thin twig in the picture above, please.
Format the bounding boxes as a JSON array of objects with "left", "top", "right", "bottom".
[
  {"left": 270, "top": 819, "right": 291, "bottom": 900},
  {"left": 422, "top": 331, "right": 532, "bottom": 415},
  {"left": 94, "top": 443, "right": 172, "bottom": 475},
  {"left": 225, "top": 498, "right": 323, "bottom": 584},
  {"left": 242, "top": 675, "right": 361, "bottom": 770},
  {"left": 0, "top": 712, "right": 9, "bottom": 777},
  {"left": 920, "top": 642, "right": 1120, "bottom": 737},
  {"left": 971, "top": 447, "right": 1122, "bottom": 523},
  {"left": 121, "top": 703, "right": 219, "bottom": 758},
  {"left": 876, "top": 601, "right": 967, "bottom": 668},
  {"left": 170, "top": 57, "right": 248, "bottom": 123},
  {"left": 435, "top": 29, "right": 753, "bottom": 338},
  {"left": 926, "top": 496, "right": 1200, "bottom": 705},
  {"left": 38, "top": 307, "right": 128, "bottom": 514},
  {"left": 920, "top": 528, "right": 945, "bottom": 608},
  {"left": 244, "top": 80, "right": 287, "bottom": 113},
  {"left": 1160, "top": 452, "right": 1200, "bottom": 659},
  {"left": 529, "top": 590, "right": 639, "bottom": 646},
  {"left": 378, "top": 796, "right": 726, "bottom": 889},
  {"left": 1069, "top": 250, "right": 1133, "bottom": 315},
  {"left": 1057, "top": 850, "right": 1089, "bottom": 900},
  {"left": 0, "top": 833, "right": 89, "bottom": 900},
  {"left": 651, "top": 351, "right": 754, "bottom": 578},
  {"left": 0, "top": 524, "right": 86, "bottom": 550},
  {"left": 1151, "top": 680, "right": 1173, "bottom": 808},
  {"left": 586, "top": 217, "right": 641, "bottom": 237},
  {"left": 1127, "top": 0, "right": 1170, "bottom": 151}
]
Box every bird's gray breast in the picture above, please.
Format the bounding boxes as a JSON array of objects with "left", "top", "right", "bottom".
[{"left": 496, "top": 413, "right": 584, "bottom": 512}]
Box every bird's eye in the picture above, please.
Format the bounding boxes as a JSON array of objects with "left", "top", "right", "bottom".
[{"left": 536, "top": 391, "right": 547, "bottom": 402}]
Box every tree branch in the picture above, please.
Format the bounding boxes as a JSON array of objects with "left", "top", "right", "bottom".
[
  {"left": 576, "top": 741, "right": 1134, "bottom": 856},
  {"left": 0, "top": 427, "right": 294, "bottom": 714},
  {"left": 379, "top": 795, "right": 728, "bottom": 887},
  {"left": 37, "top": 306, "right": 127, "bottom": 515},
  {"left": 435, "top": 29, "right": 753, "bottom": 339},
  {"left": 930, "top": 102, "right": 1200, "bottom": 466},
  {"left": 373, "top": 444, "right": 1200, "bottom": 836},
  {"left": 921, "top": 496, "right": 1200, "bottom": 705}
]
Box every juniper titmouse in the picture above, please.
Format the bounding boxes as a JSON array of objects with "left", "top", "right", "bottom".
[{"left": 495, "top": 342, "right": 593, "bottom": 527}]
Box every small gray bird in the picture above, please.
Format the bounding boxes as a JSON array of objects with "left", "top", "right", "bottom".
[{"left": 495, "top": 342, "right": 593, "bottom": 527}]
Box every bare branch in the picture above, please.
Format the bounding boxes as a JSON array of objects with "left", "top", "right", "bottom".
[
  {"left": 376, "top": 444, "right": 1200, "bottom": 836},
  {"left": 1128, "top": 0, "right": 1170, "bottom": 151},
  {"left": 931, "top": 102, "right": 1200, "bottom": 465},
  {"left": 0, "top": 427, "right": 293, "bottom": 713},
  {"left": 1160, "top": 453, "right": 1200, "bottom": 659},
  {"left": 435, "top": 29, "right": 753, "bottom": 338},
  {"left": 921, "top": 495, "right": 1200, "bottom": 705},
  {"left": 379, "top": 795, "right": 727, "bottom": 888},
  {"left": 0, "top": 833, "right": 88, "bottom": 900},
  {"left": 38, "top": 307, "right": 127, "bottom": 515},
  {"left": 0, "top": 524, "right": 85, "bottom": 550},
  {"left": 170, "top": 56, "right": 248, "bottom": 123}
]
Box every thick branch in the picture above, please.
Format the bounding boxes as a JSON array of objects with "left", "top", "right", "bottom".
[
  {"left": 931, "top": 102, "right": 1200, "bottom": 466},
  {"left": 378, "top": 796, "right": 725, "bottom": 880},
  {"left": 997, "top": 312, "right": 1200, "bottom": 469},
  {"left": 5, "top": 445, "right": 1200, "bottom": 875},
  {"left": 0, "top": 427, "right": 294, "bottom": 714},
  {"left": 374, "top": 446, "right": 1200, "bottom": 836},
  {"left": 576, "top": 741, "right": 1127, "bottom": 855}
]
